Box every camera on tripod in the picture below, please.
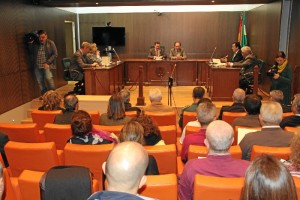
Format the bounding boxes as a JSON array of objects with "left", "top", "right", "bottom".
[{"left": 267, "top": 66, "right": 278, "bottom": 77}]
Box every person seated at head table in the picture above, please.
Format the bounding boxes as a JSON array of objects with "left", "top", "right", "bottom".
[
  {"left": 148, "top": 41, "right": 167, "bottom": 60},
  {"left": 220, "top": 41, "right": 243, "bottom": 63},
  {"left": 169, "top": 41, "right": 187, "bottom": 60}
]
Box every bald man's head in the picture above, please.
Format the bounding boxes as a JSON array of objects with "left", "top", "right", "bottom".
[{"left": 104, "top": 142, "right": 149, "bottom": 194}]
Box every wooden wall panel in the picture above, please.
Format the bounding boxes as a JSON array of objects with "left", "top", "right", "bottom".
[
  {"left": 0, "top": 0, "right": 76, "bottom": 114},
  {"left": 79, "top": 12, "right": 241, "bottom": 59}
]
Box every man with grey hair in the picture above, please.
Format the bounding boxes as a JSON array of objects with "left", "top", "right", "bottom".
[
  {"left": 88, "top": 142, "right": 153, "bottom": 200},
  {"left": 181, "top": 102, "right": 217, "bottom": 162},
  {"left": 143, "top": 88, "right": 173, "bottom": 112},
  {"left": 179, "top": 120, "right": 249, "bottom": 200},
  {"left": 120, "top": 88, "right": 141, "bottom": 115},
  {"left": 218, "top": 88, "right": 245, "bottom": 120},
  {"left": 280, "top": 94, "right": 300, "bottom": 129},
  {"left": 54, "top": 94, "right": 78, "bottom": 124},
  {"left": 240, "top": 101, "right": 294, "bottom": 160},
  {"left": 270, "top": 90, "right": 291, "bottom": 113}
]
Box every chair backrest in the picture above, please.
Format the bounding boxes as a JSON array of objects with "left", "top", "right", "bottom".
[
  {"left": 88, "top": 111, "right": 100, "bottom": 125},
  {"left": 144, "top": 144, "right": 177, "bottom": 174},
  {"left": 193, "top": 174, "right": 244, "bottom": 200},
  {"left": 144, "top": 111, "right": 177, "bottom": 126},
  {"left": 234, "top": 126, "right": 261, "bottom": 145},
  {"left": 31, "top": 110, "right": 63, "bottom": 130},
  {"left": 138, "top": 174, "right": 177, "bottom": 200},
  {"left": 293, "top": 176, "right": 300, "bottom": 199},
  {"left": 43, "top": 123, "right": 72, "bottom": 150},
  {"left": 188, "top": 145, "right": 242, "bottom": 160},
  {"left": 222, "top": 112, "right": 247, "bottom": 125},
  {"left": 183, "top": 112, "right": 197, "bottom": 129},
  {"left": 125, "top": 111, "right": 137, "bottom": 118},
  {"left": 62, "top": 58, "right": 71, "bottom": 81},
  {"left": 4, "top": 141, "right": 60, "bottom": 176},
  {"left": 3, "top": 168, "right": 17, "bottom": 200},
  {"left": 185, "top": 125, "right": 201, "bottom": 137},
  {"left": 18, "top": 170, "right": 45, "bottom": 200},
  {"left": 158, "top": 125, "right": 177, "bottom": 144},
  {"left": 64, "top": 143, "right": 114, "bottom": 191},
  {"left": 250, "top": 145, "right": 291, "bottom": 161},
  {"left": 93, "top": 124, "right": 124, "bottom": 138},
  {"left": 282, "top": 112, "right": 294, "bottom": 119},
  {"left": 284, "top": 126, "right": 300, "bottom": 133},
  {"left": 0, "top": 123, "right": 45, "bottom": 142}
]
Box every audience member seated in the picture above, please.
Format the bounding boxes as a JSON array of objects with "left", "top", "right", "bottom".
[
  {"left": 143, "top": 88, "right": 174, "bottom": 112},
  {"left": 86, "top": 43, "right": 102, "bottom": 65},
  {"left": 180, "top": 98, "right": 212, "bottom": 144},
  {"left": 54, "top": 94, "right": 78, "bottom": 124},
  {"left": 270, "top": 90, "right": 291, "bottom": 113},
  {"left": 227, "top": 46, "right": 261, "bottom": 94},
  {"left": 169, "top": 41, "right": 187, "bottom": 60},
  {"left": 100, "top": 94, "right": 132, "bottom": 126},
  {"left": 178, "top": 86, "right": 205, "bottom": 129},
  {"left": 232, "top": 94, "right": 262, "bottom": 129},
  {"left": 120, "top": 88, "right": 141, "bottom": 116},
  {"left": 181, "top": 102, "right": 217, "bottom": 163},
  {"left": 119, "top": 121, "right": 159, "bottom": 175},
  {"left": 179, "top": 120, "right": 250, "bottom": 200},
  {"left": 241, "top": 155, "right": 297, "bottom": 200},
  {"left": 68, "top": 110, "right": 118, "bottom": 145},
  {"left": 132, "top": 114, "right": 165, "bottom": 146},
  {"left": 282, "top": 130, "right": 300, "bottom": 177},
  {"left": 88, "top": 142, "right": 153, "bottom": 200},
  {"left": 147, "top": 41, "right": 167, "bottom": 60},
  {"left": 38, "top": 90, "right": 64, "bottom": 111},
  {"left": 280, "top": 94, "right": 300, "bottom": 129},
  {"left": 239, "top": 102, "right": 294, "bottom": 160},
  {"left": 218, "top": 88, "right": 245, "bottom": 120}
]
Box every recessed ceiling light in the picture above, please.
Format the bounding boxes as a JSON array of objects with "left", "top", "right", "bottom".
[
  {"left": 212, "top": 1, "right": 215, "bottom": 3},
  {"left": 96, "top": 2, "right": 99, "bottom": 5}
]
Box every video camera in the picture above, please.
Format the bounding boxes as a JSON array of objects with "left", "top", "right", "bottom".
[{"left": 267, "top": 65, "right": 278, "bottom": 77}]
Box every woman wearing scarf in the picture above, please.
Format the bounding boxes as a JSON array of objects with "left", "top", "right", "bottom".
[{"left": 270, "top": 51, "right": 293, "bottom": 105}]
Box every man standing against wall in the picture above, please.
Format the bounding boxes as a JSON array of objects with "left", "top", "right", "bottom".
[{"left": 29, "top": 30, "right": 57, "bottom": 97}]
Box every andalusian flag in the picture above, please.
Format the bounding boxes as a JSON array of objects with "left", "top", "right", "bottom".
[{"left": 238, "top": 12, "right": 248, "bottom": 47}]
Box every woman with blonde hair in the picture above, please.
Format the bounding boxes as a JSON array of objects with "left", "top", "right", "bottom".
[
  {"left": 241, "top": 154, "right": 297, "bottom": 200},
  {"left": 99, "top": 94, "right": 132, "bottom": 125},
  {"left": 38, "top": 90, "right": 64, "bottom": 111},
  {"left": 86, "top": 43, "right": 102, "bottom": 65}
]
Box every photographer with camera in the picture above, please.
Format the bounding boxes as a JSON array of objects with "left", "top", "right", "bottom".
[{"left": 269, "top": 51, "right": 293, "bottom": 105}]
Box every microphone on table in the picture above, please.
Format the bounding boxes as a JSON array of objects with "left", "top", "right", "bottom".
[
  {"left": 209, "top": 46, "right": 217, "bottom": 64},
  {"left": 112, "top": 48, "right": 121, "bottom": 64}
]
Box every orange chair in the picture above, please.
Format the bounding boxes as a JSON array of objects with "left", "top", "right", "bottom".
[
  {"left": 139, "top": 174, "right": 177, "bottom": 200},
  {"left": 43, "top": 123, "right": 72, "bottom": 150},
  {"left": 93, "top": 124, "right": 124, "bottom": 138},
  {"left": 284, "top": 126, "right": 300, "bottom": 133},
  {"left": 3, "top": 168, "right": 19, "bottom": 200},
  {"left": 18, "top": 169, "right": 99, "bottom": 200},
  {"left": 4, "top": 141, "right": 63, "bottom": 176},
  {"left": 182, "top": 111, "right": 197, "bottom": 130},
  {"left": 222, "top": 112, "right": 247, "bottom": 125},
  {"left": 158, "top": 125, "right": 177, "bottom": 144},
  {"left": 188, "top": 145, "right": 242, "bottom": 160},
  {"left": 282, "top": 112, "right": 294, "bottom": 119},
  {"left": 125, "top": 111, "right": 138, "bottom": 118},
  {"left": 0, "top": 123, "right": 45, "bottom": 142},
  {"left": 31, "top": 110, "right": 63, "bottom": 130},
  {"left": 176, "top": 137, "right": 182, "bottom": 156},
  {"left": 88, "top": 111, "right": 100, "bottom": 125},
  {"left": 193, "top": 174, "right": 244, "bottom": 200},
  {"left": 233, "top": 126, "right": 261, "bottom": 145},
  {"left": 64, "top": 143, "right": 114, "bottom": 191},
  {"left": 250, "top": 145, "right": 291, "bottom": 161},
  {"left": 144, "top": 111, "right": 177, "bottom": 126},
  {"left": 185, "top": 125, "right": 201, "bottom": 137},
  {"left": 144, "top": 144, "right": 177, "bottom": 174},
  {"left": 293, "top": 176, "right": 300, "bottom": 199}
]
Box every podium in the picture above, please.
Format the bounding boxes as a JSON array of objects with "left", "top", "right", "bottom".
[{"left": 83, "top": 62, "right": 124, "bottom": 95}]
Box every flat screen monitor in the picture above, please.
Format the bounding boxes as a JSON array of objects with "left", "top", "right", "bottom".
[{"left": 92, "top": 27, "right": 125, "bottom": 46}]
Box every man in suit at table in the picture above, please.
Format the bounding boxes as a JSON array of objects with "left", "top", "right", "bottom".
[
  {"left": 239, "top": 101, "right": 294, "bottom": 160},
  {"left": 148, "top": 41, "right": 167, "bottom": 60},
  {"left": 169, "top": 41, "right": 187, "bottom": 60},
  {"left": 218, "top": 88, "right": 245, "bottom": 120},
  {"left": 221, "top": 42, "right": 243, "bottom": 63}
]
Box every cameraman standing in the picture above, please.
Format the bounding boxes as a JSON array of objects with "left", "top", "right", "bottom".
[{"left": 269, "top": 51, "right": 293, "bottom": 105}]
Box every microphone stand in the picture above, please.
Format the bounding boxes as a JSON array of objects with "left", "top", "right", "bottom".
[
  {"left": 168, "top": 64, "right": 176, "bottom": 106},
  {"left": 112, "top": 48, "right": 121, "bottom": 64},
  {"left": 209, "top": 47, "right": 217, "bottom": 64}
]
